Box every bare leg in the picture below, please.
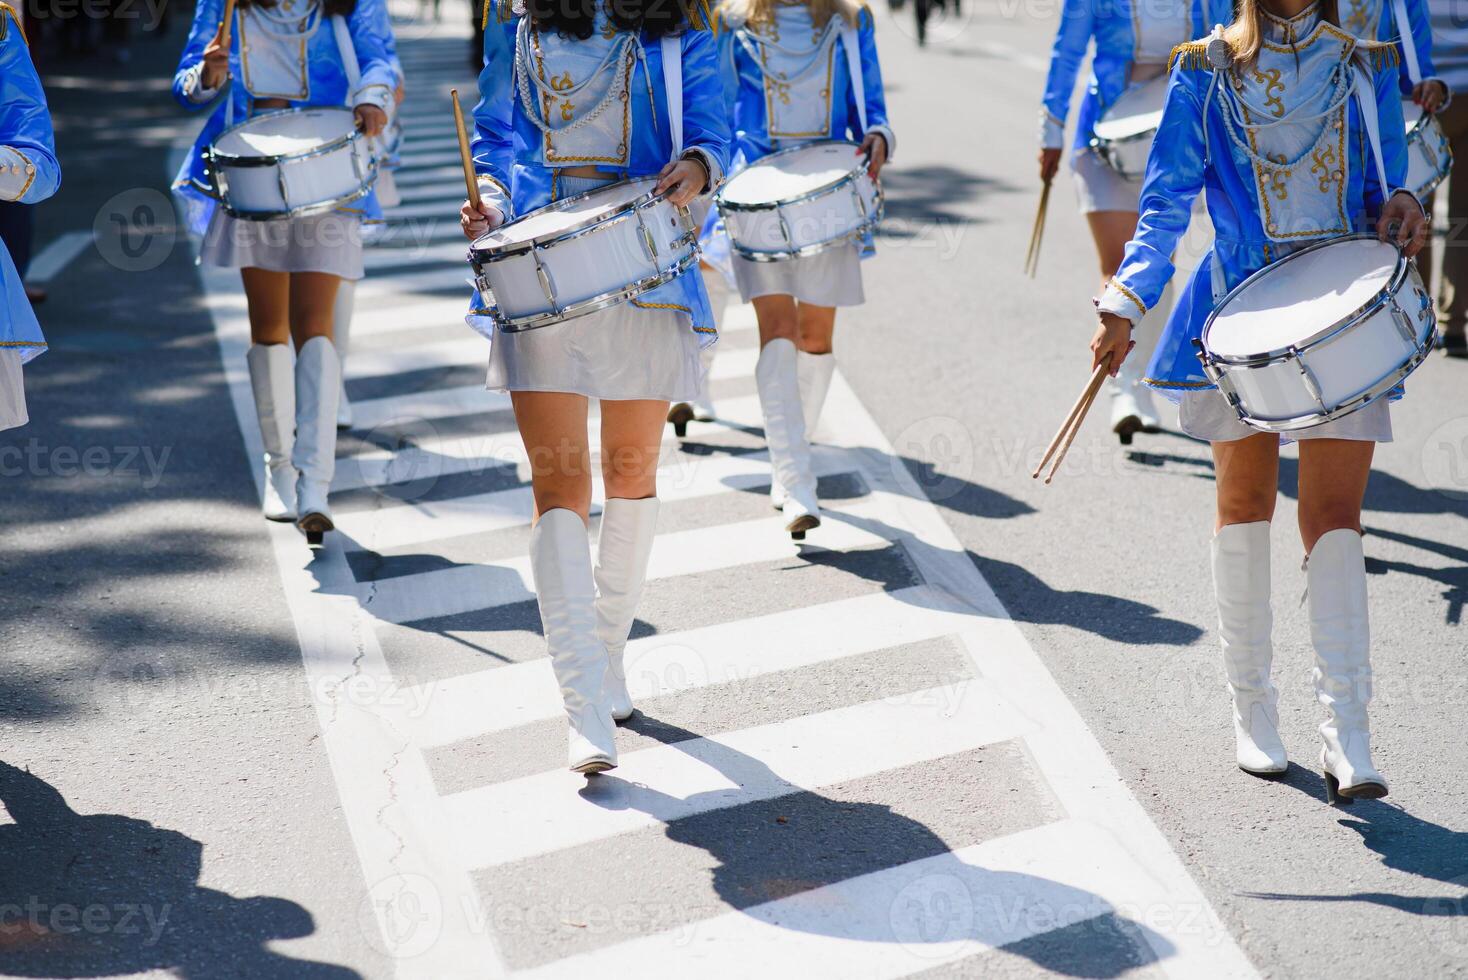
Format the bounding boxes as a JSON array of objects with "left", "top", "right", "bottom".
[
  {"left": 512, "top": 390, "right": 594, "bottom": 521},
  {"left": 1212, "top": 432, "right": 1280, "bottom": 531}
]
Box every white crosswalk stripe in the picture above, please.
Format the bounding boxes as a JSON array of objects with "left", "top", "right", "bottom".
[{"left": 186, "top": 9, "right": 1258, "bottom": 977}]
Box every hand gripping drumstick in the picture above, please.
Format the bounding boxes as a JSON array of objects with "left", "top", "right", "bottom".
[
  {"left": 1024, "top": 177, "right": 1053, "bottom": 279},
  {"left": 1032, "top": 352, "right": 1112, "bottom": 482},
  {"left": 451, "top": 89, "right": 482, "bottom": 213}
]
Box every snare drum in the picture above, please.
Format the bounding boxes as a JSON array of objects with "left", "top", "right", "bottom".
[
  {"left": 1403, "top": 102, "right": 1452, "bottom": 200},
  {"left": 207, "top": 108, "right": 376, "bottom": 221},
  {"left": 715, "top": 141, "right": 882, "bottom": 262},
  {"left": 468, "top": 177, "right": 699, "bottom": 332},
  {"left": 1091, "top": 75, "right": 1170, "bottom": 180},
  {"left": 1198, "top": 235, "right": 1436, "bottom": 432}
]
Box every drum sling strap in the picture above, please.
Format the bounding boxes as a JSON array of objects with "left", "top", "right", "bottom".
[
  {"left": 661, "top": 34, "right": 683, "bottom": 157},
  {"left": 1389, "top": 0, "right": 1422, "bottom": 86},
  {"left": 840, "top": 22, "right": 868, "bottom": 133}
]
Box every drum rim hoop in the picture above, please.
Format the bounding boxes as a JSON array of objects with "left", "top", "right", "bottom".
[
  {"left": 488, "top": 248, "right": 701, "bottom": 332},
  {"left": 1201, "top": 233, "right": 1411, "bottom": 366},
  {"left": 469, "top": 176, "right": 672, "bottom": 259},
  {"left": 715, "top": 139, "right": 868, "bottom": 212},
  {"left": 209, "top": 107, "right": 363, "bottom": 168}
]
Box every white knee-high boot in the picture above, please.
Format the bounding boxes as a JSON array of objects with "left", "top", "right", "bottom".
[
  {"left": 333, "top": 281, "right": 355, "bottom": 430},
  {"left": 594, "top": 497, "right": 660, "bottom": 721},
  {"left": 756, "top": 338, "right": 820, "bottom": 537},
  {"left": 1211, "top": 521, "right": 1287, "bottom": 775},
  {"left": 292, "top": 336, "right": 341, "bottom": 545},
  {"left": 246, "top": 343, "right": 297, "bottom": 522},
  {"left": 769, "top": 349, "right": 834, "bottom": 511},
  {"left": 1308, "top": 528, "right": 1388, "bottom": 803},
  {"left": 797, "top": 350, "right": 836, "bottom": 439},
  {"left": 531, "top": 508, "right": 618, "bottom": 773}
]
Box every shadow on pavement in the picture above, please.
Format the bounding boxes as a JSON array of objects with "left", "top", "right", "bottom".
[
  {"left": 0, "top": 762, "right": 359, "bottom": 979},
  {"left": 579, "top": 716, "right": 1172, "bottom": 976}
]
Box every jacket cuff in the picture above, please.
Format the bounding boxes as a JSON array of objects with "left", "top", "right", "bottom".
[
  {"left": 182, "top": 62, "right": 222, "bottom": 104},
  {"left": 476, "top": 174, "right": 512, "bottom": 223},
  {"left": 867, "top": 124, "right": 895, "bottom": 162},
  {"left": 1097, "top": 278, "right": 1146, "bottom": 323},
  {"left": 0, "top": 147, "right": 38, "bottom": 202},
  {"left": 680, "top": 146, "right": 723, "bottom": 193},
  {"left": 351, "top": 82, "right": 395, "bottom": 118},
  {"left": 1038, "top": 109, "right": 1065, "bottom": 149},
  {"left": 1389, "top": 186, "right": 1426, "bottom": 214}
]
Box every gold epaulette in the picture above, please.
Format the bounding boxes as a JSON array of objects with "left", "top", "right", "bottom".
[
  {"left": 1361, "top": 40, "right": 1400, "bottom": 72},
  {"left": 484, "top": 0, "right": 518, "bottom": 29},
  {"left": 1169, "top": 40, "right": 1210, "bottom": 72},
  {"left": 0, "top": 2, "right": 27, "bottom": 44},
  {"left": 688, "top": 0, "right": 717, "bottom": 32}
]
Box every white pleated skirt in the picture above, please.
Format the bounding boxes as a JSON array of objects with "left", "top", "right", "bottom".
[
  {"left": 732, "top": 242, "right": 865, "bottom": 307},
  {"left": 1070, "top": 147, "right": 1142, "bottom": 215},
  {"left": 486, "top": 302, "right": 704, "bottom": 403},
  {"left": 1177, "top": 389, "right": 1393, "bottom": 444},
  {"left": 0, "top": 348, "right": 27, "bottom": 431},
  {"left": 200, "top": 208, "right": 365, "bottom": 280}
]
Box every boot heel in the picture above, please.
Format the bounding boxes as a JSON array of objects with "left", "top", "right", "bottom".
[
  {"left": 667, "top": 403, "right": 694, "bottom": 438},
  {"left": 1324, "top": 771, "right": 1352, "bottom": 806}
]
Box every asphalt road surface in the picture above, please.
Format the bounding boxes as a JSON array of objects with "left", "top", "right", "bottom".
[{"left": 1, "top": 2, "right": 1466, "bottom": 978}]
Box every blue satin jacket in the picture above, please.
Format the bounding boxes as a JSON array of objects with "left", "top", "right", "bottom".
[
  {"left": 469, "top": 0, "right": 732, "bottom": 339},
  {"left": 1096, "top": 15, "right": 1412, "bottom": 392},
  {"left": 1, "top": 5, "right": 59, "bottom": 364},
  {"left": 1040, "top": 0, "right": 1233, "bottom": 150},
  {"left": 1344, "top": 0, "right": 1439, "bottom": 94},
  {"left": 715, "top": 2, "right": 894, "bottom": 165},
  {"left": 170, "top": 0, "right": 399, "bottom": 234}
]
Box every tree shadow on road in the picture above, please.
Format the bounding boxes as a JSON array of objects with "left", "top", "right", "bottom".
[
  {"left": 577, "top": 716, "right": 1173, "bottom": 976},
  {"left": 0, "top": 762, "right": 358, "bottom": 979}
]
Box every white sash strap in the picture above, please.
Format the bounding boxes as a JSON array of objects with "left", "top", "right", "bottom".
[
  {"left": 661, "top": 34, "right": 683, "bottom": 158},
  {"left": 840, "top": 21, "right": 867, "bottom": 133},
  {"left": 1390, "top": 0, "right": 1422, "bottom": 86},
  {"left": 1354, "top": 64, "right": 1391, "bottom": 198},
  {"left": 333, "top": 14, "right": 362, "bottom": 93}
]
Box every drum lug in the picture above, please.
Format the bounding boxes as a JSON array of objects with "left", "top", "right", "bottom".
[
  {"left": 637, "top": 213, "right": 659, "bottom": 263},
  {"left": 534, "top": 250, "right": 559, "bottom": 313},
  {"left": 1292, "top": 348, "right": 1329, "bottom": 413},
  {"left": 777, "top": 207, "right": 795, "bottom": 249},
  {"left": 1390, "top": 302, "right": 1421, "bottom": 346},
  {"left": 277, "top": 164, "right": 291, "bottom": 214}
]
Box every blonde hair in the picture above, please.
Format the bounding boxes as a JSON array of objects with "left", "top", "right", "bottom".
[
  {"left": 1222, "top": 0, "right": 1341, "bottom": 71},
  {"left": 720, "top": 0, "right": 862, "bottom": 30}
]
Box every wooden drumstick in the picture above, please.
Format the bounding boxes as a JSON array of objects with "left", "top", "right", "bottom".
[
  {"left": 1043, "top": 364, "right": 1108, "bottom": 484},
  {"left": 451, "top": 88, "right": 481, "bottom": 213},
  {"left": 219, "top": 0, "right": 238, "bottom": 50},
  {"left": 1032, "top": 353, "right": 1112, "bottom": 480},
  {"left": 1024, "top": 178, "right": 1053, "bottom": 278}
]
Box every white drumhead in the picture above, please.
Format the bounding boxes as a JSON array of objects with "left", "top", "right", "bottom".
[
  {"left": 477, "top": 177, "right": 660, "bottom": 247},
  {"left": 721, "top": 143, "right": 859, "bottom": 206},
  {"left": 1209, "top": 238, "right": 1397, "bottom": 357},
  {"left": 216, "top": 108, "right": 356, "bottom": 158},
  {"left": 1093, "top": 76, "right": 1170, "bottom": 141}
]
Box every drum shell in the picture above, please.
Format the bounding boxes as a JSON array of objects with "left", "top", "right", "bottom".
[
  {"left": 209, "top": 111, "right": 376, "bottom": 220},
  {"left": 1405, "top": 110, "right": 1452, "bottom": 199},
  {"left": 1202, "top": 250, "right": 1435, "bottom": 431},
  {"left": 474, "top": 195, "right": 697, "bottom": 327},
  {"left": 720, "top": 172, "right": 880, "bottom": 260}
]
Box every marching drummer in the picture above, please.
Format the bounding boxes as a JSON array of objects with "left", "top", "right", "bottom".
[
  {"left": 172, "top": 0, "right": 399, "bottom": 546},
  {"left": 711, "top": 0, "right": 895, "bottom": 538},
  {"left": 1039, "top": 0, "right": 1231, "bottom": 445},
  {"left": 461, "top": 0, "right": 730, "bottom": 775},
  {"left": 1089, "top": 0, "right": 1427, "bottom": 801},
  {"left": 1340, "top": 0, "right": 1447, "bottom": 112},
  {"left": 0, "top": 2, "right": 60, "bottom": 433}
]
